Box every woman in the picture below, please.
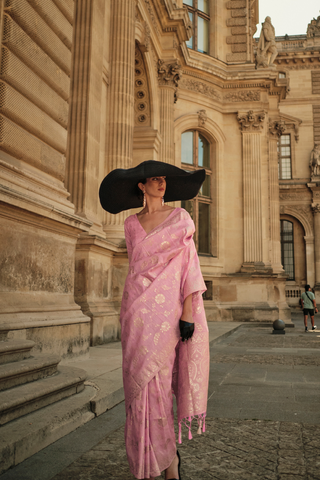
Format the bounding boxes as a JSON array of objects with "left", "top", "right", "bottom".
[{"left": 99, "top": 161, "right": 210, "bottom": 480}]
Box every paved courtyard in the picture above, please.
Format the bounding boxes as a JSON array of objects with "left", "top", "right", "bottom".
[{"left": 1, "top": 314, "right": 320, "bottom": 480}]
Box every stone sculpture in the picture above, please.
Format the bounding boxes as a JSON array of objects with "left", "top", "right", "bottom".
[
  {"left": 256, "top": 16, "right": 278, "bottom": 68},
  {"left": 310, "top": 144, "right": 320, "bottom": 179}
]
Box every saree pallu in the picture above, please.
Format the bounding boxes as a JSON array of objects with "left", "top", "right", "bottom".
[{"left": 120, "top": 208, "right": 209, "bottom": 479}]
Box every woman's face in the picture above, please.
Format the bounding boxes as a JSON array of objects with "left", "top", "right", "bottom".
[{"left": 139, "top": 176, "right": 166, "bottom": 200}]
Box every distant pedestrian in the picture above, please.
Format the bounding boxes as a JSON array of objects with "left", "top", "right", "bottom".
[{"left": 301, "top": 284, "right": 318, "bottom": 332}]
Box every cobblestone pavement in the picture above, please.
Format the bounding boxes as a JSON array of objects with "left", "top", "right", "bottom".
[
  {"left": 2, "top": 318, "right": 320, "bottom": 480},
  {"left": 51, "top": 418, "right": 320, "bottom": 480},
  {"left": 50, "top": 322, "right": 320, "bottom": 480}
]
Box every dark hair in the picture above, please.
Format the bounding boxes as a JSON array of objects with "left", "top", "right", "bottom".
[
  {"left": 305, "top": 284, "right": 311, "bottom": 291},
  {"left": 136, "top": 178, "right": 147, "bottom": 203}
]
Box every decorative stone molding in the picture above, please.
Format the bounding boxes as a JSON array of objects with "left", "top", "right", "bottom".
[
  {"left": 198, "top": 110, "right": 207, "bottom": 127},
  {"left": 224, "top": 90, "right": 260, "bottom": 102},
  {"left": 135, "top": 46, "right": 151, "bottom": 126},
  {"left": 312, "top": 203, "right": 320, "bottom": 214},
  {"left": 157, "top": 59, "right": 182, "bottom": 88},
  {"left": 237, "top": 110, "right": 265, "bottom": 132},
  {"left": 269, "top": 120, "right": 285, "bottom": 137},
  {"left": 269, "top": 113, "right": 301, "bottom": 142},
  {"left": 180, "top": 78, "right": 221, "bottom": 100}
]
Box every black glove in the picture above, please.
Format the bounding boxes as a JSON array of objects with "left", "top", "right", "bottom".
[{"left": 179, "top": 320, "right": 194, "bottom": 342}]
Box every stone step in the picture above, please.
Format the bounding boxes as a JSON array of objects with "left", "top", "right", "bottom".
[
  {"left": 0, "top": 365, "right": 86, "bottom": 426},
  {"left": 0, "top": 339, "right": 35, "bottom": 365},
  {"left": 0, "top": 354, "right": 60, "bottom": 391}
]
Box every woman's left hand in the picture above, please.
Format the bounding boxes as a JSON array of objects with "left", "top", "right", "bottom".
[{"left": 179, "top": 320, "right": 194, "bottom": 342}]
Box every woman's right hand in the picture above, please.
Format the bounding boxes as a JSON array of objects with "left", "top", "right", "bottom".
[{"left": 179, "top": 319, "right": 194, "bottom": 342}]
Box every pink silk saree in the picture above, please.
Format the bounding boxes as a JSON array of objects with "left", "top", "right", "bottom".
[{"left": 120, "top": 208, "right": 209, "bottom": 479}]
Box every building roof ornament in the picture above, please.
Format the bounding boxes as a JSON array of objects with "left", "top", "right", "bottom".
[
  {"left": 307, "top": 15, "right": 320, "bottom": 38},
  {"left": 256, "top": 16, "right": 278, "bottom": 68}
]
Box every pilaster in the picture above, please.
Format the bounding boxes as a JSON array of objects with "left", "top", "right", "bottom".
[
  {"left": 237, "top": 110, "right": 270, "bottom": 273},
  {"left": 158, "top": 59, "right": 182, "bottom": 165},
  {"left": 104, "top": 0, "right": 135, "bottom": 235},
  {"left": 269, "top": 120, "right": 285, "bottom": 273}
]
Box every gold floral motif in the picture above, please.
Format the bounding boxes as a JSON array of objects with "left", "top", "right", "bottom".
[
  {"left": 175, "top": 271, "right": 180, "bottom": 281},
  {"left": 134, "top": 316, "right": 144, "bottom": 327},
  {"left": 160, "top": 241, "right": 170, "bottom": 250},
  {"left": 139, "top": 345, "right": 148, "bottom": 355},
  {"left": 164, "top": 310, "right": 171, "bottom": 317},
  {"left": 154, "top": 332, "right": 160, "bottom": 345},
  {"left": 196, "top": 305, "right": 202, "bottom": 314},
  {"left": 155, "top": 294, "right": 165, "bottom": 304},
  {"left": 160, "top": 321, "right": 171, "bottom": 332},
  {"left": 141, "top": 308, "right": 149, "bottom": 314}
]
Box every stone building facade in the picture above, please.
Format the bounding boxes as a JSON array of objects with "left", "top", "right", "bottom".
[
  {"left": 3, "top": 0, "right": 319, "bottom": 360},
  {"left": 273, "top": 18, "right": 320, "bottom": 307}
]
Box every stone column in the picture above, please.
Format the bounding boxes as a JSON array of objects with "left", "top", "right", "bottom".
[
  {"left": 158, "top": 59, "right": 182, "bottom": 165},
  {"left": 269, "top": 120, "right": 285, "bottom": 273},
  {"left": 312, "top": 204, "right": 320, "bottom": 293},
  {"left": 237, "top": 111, "right": 269, "bottom": 273},
  {"left": 104, "top": 0, "right": 135, "bottom": 236},
  {"left": 304, "top": 236, "right": 315, "bottom": 288}
]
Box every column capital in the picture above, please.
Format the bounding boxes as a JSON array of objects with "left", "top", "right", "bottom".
[
  {"left": 312, "top": 203, "right": 320, "bottom": 214},
  {"left": 269, "top": 120, "right": 286, "bottom": 138},
  {"left": 157, "top": 59, "right": 182, "bottom": 102},
  {"left": 237, "top": 110, "right": 266, "bottom": 132}
]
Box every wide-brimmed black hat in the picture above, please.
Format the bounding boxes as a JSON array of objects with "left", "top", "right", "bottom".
[{"left": 99, "top": 160, "right": 206, "bottom": 214}]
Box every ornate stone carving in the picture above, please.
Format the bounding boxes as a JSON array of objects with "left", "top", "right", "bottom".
[
  {"left": 224, "top": 91, "right": 260, "bottom": 102},
  {"left": 312, "top": 203, "right": 320, "bottom": 214},
  {"left": 157, "top": 59, "right": 182, "bottom": 87},
  {"left": 198, "top": 110, "right": 207, "bottom": 127},
  {"left": 256, "top": 17, "right": 278, "bottom": 68},
  {"left": 269, "top": 120, "right": 285, "bottom": 137},
  {"left": 180, "top": 78, "right": 221, "bottom": 100},
  {"left": 307, "top": 15, "right": 320, "bottom": 38},
  {"left": 310, "top": 144, "right": 320, "bottom": 179},
  {"left": 157, "top": 59, "right": 182, "bottom": 103},
  {"left": 279, "top": 191, "right": 310, "bottom": 201},
  {"left": 237, "top": 110, "right": 265, "bottom": 132}
]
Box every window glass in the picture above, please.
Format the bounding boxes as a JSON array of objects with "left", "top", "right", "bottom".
[
  {"left": 198, "top": 203, "right": 210, "bottom": 253},
  {"left": 197, "top": 16, "right": 209, "bottom": 54},
  {"left": 181, "top": 132, "right": 193, "bottom": 165},
  {"left": 198, "top": 0, "right": 209, "bottom": 14},
  {"left": 181, "top": 200, "right": 193, "bottom": 219},
  {"left": 200, "top": 175, "right": 210, "bottom": 197},
  {"left": 198, "top": 134, "right": 210, "bottom": 168},
  {"left": 278, "top": 134, "right": 292, "bottom": 180},
  {"left": 186, "top": 12, "right": 194, "bottom": 49},
  {"left": 280, "top": 220, "right": 294, "bottom": 280},
  {"left": 184, "top": 0, "right": 194, "bottom": 6}
]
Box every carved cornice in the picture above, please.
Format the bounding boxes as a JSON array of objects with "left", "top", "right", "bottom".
[
  {"left": 237, "top": 110, "right": 265, "bottom": 132},
  {"left": 269, "top": 120, "right": 286, "bottom": 137}
]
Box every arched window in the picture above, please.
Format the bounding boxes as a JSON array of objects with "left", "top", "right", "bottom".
[
  {"left": 181, "top": 130, "right": 211, "bottom": 254},
  {"left": 280, "top": 220, "right": 295, "bottom": 280},
  {"left": 184, "top": 1, "right": 209, "bottom": 54}
]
